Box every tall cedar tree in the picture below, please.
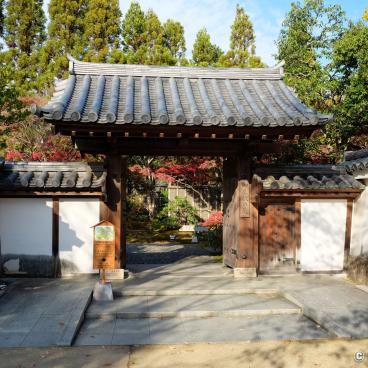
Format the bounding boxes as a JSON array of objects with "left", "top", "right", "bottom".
[
  {"left": 4, "top": 0, "right": 45, "bottom": 55},
  {"left": 276, "top": 0, "right": 346, "bottom": 111},
  {"left": 122, "top": 3, "right": 185, "bottom": 65},
  {"left": 83, "top": 0, "right": 121, "bottom": 62},
  {"left": 3, "top": 0, "right": 46, "bottom": 93},
  {"left": 163, "top": 20, "right": 186, "bottom": 61},
  {"left": 122, "top": 1, "right": 146, "bottom": 52},
  {"left": 192, "top": 28, "right": 223, "bottom": 66},
  {"left": 38, "top": 0, "right": 88, "bottom": 85},
  {"left": 219, "top": 5, "right": 263, "bottom": 67}
]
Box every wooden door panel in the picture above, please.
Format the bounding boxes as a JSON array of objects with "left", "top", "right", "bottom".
[{"left": 259, "top": 202, "right": 296, "bottom": 271}]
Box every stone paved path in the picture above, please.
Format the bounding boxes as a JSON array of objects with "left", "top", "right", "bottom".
[
  {"left": 126, "top": 243, "right": 219, "bottom": 264},
  {"left": 0, "top": 277, "right": 94, "bottom": 347}
]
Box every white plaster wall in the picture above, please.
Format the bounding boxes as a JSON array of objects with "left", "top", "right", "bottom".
[
  {"left": 59, "top": 198, "right": 100, "bottom": 273},
  {"left": 350, "top": 187, "right": 368, "bottom": 256},
  {"left": 300, "top": 199, "right": 347, "bottom": 271},
  {"left": 0, "top": 198, "right": 53, "bottom": 255}
]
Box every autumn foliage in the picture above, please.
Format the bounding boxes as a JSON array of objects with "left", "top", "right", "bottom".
[
  {"left": 2, "top": 95, "right": 81, "bottom": 162},
  {"left": 201, "top": 211, "right": 223, "bottom": 227},
  {"left": 129, "top": 157, "right": 222, "bottom": 186}
]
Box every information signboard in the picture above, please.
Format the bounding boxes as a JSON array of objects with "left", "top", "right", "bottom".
[{"left": 93, "top": 220, "right": 115, "bottom": 269}]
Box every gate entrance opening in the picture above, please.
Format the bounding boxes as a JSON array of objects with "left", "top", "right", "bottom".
[{"left": 32, "top": 56, "right": 330, "bottom": 276}]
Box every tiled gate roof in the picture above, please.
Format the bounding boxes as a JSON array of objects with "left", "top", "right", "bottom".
[{"left": 33, "top": 56, "right": 331, "bottom": 128}]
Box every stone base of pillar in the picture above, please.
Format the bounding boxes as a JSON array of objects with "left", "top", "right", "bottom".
[
  {"left": 103, "top": 269, "right": 128, "bottom": 280},
  {"left": 233, "top": 267, "right": 257, "bottom": 278}
]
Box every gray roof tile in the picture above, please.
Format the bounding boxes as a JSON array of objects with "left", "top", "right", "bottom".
[
  {"left": 32, "top": 57, "right": 332, "bottom": 128},
  {"left": 343, "top": 149, "right": 368, "bottom": 174},
  {"left": 0, "top": 162, "right": 105, "bottom": 192},
  {"left": 255, "top": 165, "right": 364, "bottom": 190}
]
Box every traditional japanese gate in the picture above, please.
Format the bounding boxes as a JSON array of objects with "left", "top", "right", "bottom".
[{"left": 32, "top": 56, "right": 330, "bottom": 276}]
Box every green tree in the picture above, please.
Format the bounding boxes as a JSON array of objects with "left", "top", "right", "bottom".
[
  {"left": 142, "top": 9, "right": 166, "bottom": 64},
  {"left": 2, "top": 0, "right": 46, "bottom": 93},
  {"left": 4, "top": 0, "right": 46, "bottom": 55},
  {"left": 163, "top": 19, "right": 186, "bottom": 61},
  {"left": 276, "top": 0, "right": 346, "bottom": 110},
  {"left": 0, "top": 0, "right": 4, "bottom": 47},
  {"left": 0, "top": 62, "right": 28, "bottom": 155},
  {"left": 122, "top": 5, "right": 184, "bottom": 66},
  {"left": 83, "top": 0, "right": 122, "bottom": 62},
  {"left": 122, "top": 1, "right": 146, "bottom": 52},
  {"left": 192, "top": 28, "right": 223, "bottom": 66},
  {"left": 219, "top": 4, "right": 263, "bottom": 67},
  {"left": 330, "top": 19, "right": 368, "bottom": 146},
  {"left": 36, "top": 0, "right": 88, "bottom": 90}
]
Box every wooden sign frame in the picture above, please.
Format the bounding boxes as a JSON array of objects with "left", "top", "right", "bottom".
[{"left": 93, "top": 220, "right": 116, "bottom": 270}]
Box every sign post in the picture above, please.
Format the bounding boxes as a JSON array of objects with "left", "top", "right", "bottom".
[{"left": 92, "top": 220, "right": 116, "bottom": 301}]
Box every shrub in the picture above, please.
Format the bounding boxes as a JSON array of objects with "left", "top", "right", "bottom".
[
  {"left": 151, "top": 216, "right": 180, "bottom": 232},
  {"left": 167, "top": 197, "right": 199, "bottom": 225},
  {"left": 201, "top": 211, "right": 223, "bottom": 251},
  {"left": 126, "top": 192, "right": 150, "bottom": 229}
]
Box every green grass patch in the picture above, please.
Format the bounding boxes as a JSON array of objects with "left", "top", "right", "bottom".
[{"left": 210, "top": 255, "right": 224, "bottom": 263}]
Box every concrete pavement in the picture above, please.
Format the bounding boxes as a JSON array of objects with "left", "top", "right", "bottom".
[
  {"left": 0, "top": 277, "right": 94, "bottom": 347},
  {"left": 0, "top": 257, "right": 367, "bottom": 348}
]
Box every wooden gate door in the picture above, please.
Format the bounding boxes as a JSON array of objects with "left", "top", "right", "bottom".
[{"left": 259, "top": 201, "right": 296, "bottom": 273}]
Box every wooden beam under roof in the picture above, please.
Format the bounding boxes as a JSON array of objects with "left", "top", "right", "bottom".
[
  {"left": 56, "top": 123, "right": 318, "bottom": 142},
  {"left": 74, "top": 137, "right": 283, "bottom": 156}
]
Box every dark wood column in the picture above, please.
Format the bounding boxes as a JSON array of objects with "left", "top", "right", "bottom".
[
  {"left": 100, "top": 155, "right": 127, "bottom": 269},
  {"left": 223, "top": 156, "right": 258, "bottom": 276},
  {"left": 223, "top": 157, "right": 238, "bottom": 268},
  {"left": 52, "top": 197, "right": 60, "bottom": 277}
]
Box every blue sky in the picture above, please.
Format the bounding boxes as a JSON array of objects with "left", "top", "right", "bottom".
[{"left": 44, "top": 1, "right": 367, "bottom": 66}]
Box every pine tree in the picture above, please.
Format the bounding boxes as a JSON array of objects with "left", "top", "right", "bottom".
[
  {"left": 142, "top": 9, "right": 168, "bottom": 65},
  {"left": 4, "top": 0, "right": 46, "bottom": 55},
  {"left": 122, "top": 5, "right": 184, "bottom": 66},
  {"left": 163, "top": 19, "right": 186, "bottom": 61},
  {"left": 3, "top": 0, "right": 46, "bottom": 93},
  {"left": 192, "top": 28, "right": 223, "bottom": 66},
  {"left": 36, "top": 0, "right": 88, "bottom": 90},
  {"left": 47, "top": 0, "right": 87, "bottom": 57},
  {"left": 219, "top": 5, "right": 263, "bottom": 67},
  {"left": 84, "top": 0, "right": 121, "bottom": 62},
  {"left": 122, "top": 1, "right": 146, "bottom": 52}
]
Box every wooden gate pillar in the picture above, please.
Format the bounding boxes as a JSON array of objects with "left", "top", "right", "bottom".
[
  {"left": 223, "top": 156, "right": 258, "bottom": 277},
  {"left": 100, "top": 155, "right": 127, "bottom": 270}
]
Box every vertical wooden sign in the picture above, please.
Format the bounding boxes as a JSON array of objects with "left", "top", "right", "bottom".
[
  {"left": 239, "top": 180, "right": 250, "bottom": 218},
  {"left": 93, "top": 220, "right": 116, "bottom": 269}
]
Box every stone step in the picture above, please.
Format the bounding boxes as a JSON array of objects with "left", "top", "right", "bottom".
[
  {"left": 87, "top": 308, "right": 301, "bottom": 319},
  {"left": 75, "top": 314, "right": 330, "bottom": 346},
  {"left": 126, "top": 263, "right": 234, "bottom": 278},
  {"left": 113, "top": 288, "right": 279, "bottom": 297},
  {"left": 86, "top": 293, "right": 301, "bottom": 320}
]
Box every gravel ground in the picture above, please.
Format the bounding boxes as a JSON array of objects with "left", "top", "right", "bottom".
[
  {"left": 126, "top": 243, "right": 220, "bottom": 264},
  {"left": 1, "top": 339, "right": 367, "bottom": 368}
]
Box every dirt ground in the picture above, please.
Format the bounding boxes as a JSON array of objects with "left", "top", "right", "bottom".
[{"left": 0, "top": 339, "right": 367, "bottom": 368}]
